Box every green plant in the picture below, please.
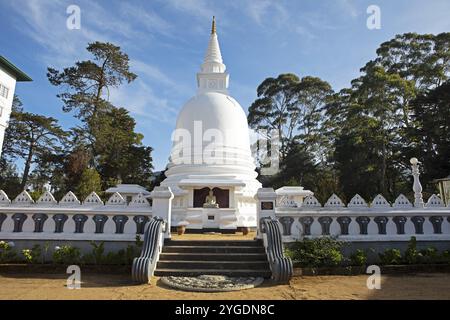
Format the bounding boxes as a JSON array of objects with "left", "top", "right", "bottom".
[
  {"left": 378, "top": 248, "right": 402, "bottom": 265},
  {"left": 0, "top": 241, "right": 17, "bottom": 263},
  {"left": 442, "top": 250, "right": 450, "bottom": 264},
  {"left": 53, "top": 245, "right": 81, "bottom": 264},
  {"left": 102, "top": 245, "right": 139, "bottom": 265},
  {"left": 404, "top": 236, "right": 422, "bottom": 264},
  {"left": 89, "top": 241, "right": 105, "bottom": 264},
  {"left": 22, "top": 245, "right": 42, "bottom": 264},
  {"left": 135, "top": 235, "right": 143, "bottom": 248},
  {"left": 286, "top": 237, "right": 344, "bottom": 267},
  {"left": 350, "top": 249, "right": 367, "bottom": 266},
  {"left": 420, "top": 247, "right": 440, "bottom": 264}
]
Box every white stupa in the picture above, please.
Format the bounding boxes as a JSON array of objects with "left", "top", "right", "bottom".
[{"left": 161, "top": 17, "right": 262, "bottom": 230}]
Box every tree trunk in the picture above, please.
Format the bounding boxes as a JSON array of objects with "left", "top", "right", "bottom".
[{"left": 20, "top": 144, "right": 34, "bottom": 190}]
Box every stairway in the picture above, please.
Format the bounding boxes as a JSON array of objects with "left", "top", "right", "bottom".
[{"left": 154, "top": 239, "right": 271, "bottom": 278}]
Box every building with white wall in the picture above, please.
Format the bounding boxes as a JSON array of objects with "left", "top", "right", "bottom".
[{"left": 0, "top": 56, "right": 32, "bottom": 158}]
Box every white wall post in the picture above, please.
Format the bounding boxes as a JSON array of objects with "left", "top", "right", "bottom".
[
  {"left": 150, "top": 186, "right": 174, "bottom": 239},
  {"left": 410, "top": 157, "right": 424, "bottom": 208},
  {"left": 254, "top": 188, "right": 277, "bottom": 239}
]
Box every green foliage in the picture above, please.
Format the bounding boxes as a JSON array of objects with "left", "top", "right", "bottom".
[
  {"left": 75, "top": 168, "right": 102, "bottom": 200},
  {"left": 248, "top": 32, "right": 450, "bottom": 201},
  {"left": 248, "top": 74, "right": 333, "bottom": 162},
  {"left": 0, "top": 241, "right": 17, "bottom": 263},
  {"left": 378, "top": 249, "right": 402, "bottom": 265},
  {"left": 90, "top": 241, "right": 105, "bottom": 264},
  {"left": 350, "top": 249, "right": 368, "bottom": 266},
  {"left": 135, "top": 234, "right": 143, "bottom": 248},
  {"left": 1, "top": 96, "right": 68, "bottom": 189},
  {"left": 420, "top": 247, "right": 440, "bottom": 264},
  {"left": 102, "top": 245, "right": 139, "bottom": 265},
  {"left": 286, "top": 238, "right": 344, "bottom": 267},
  {"left": 46, "top": 41, "right": 153, "bottom": 190},
  {"left": 404, "top": 236, "right": 422, "bottom": 264},
  {"left": 53, "top": 246, "right": 81, "bottom": 265},
  {"left": 21, "top": 245, "right": 42, "bottom": 264}
]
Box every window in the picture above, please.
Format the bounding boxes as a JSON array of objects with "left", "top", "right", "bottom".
[
  {"left": 0, "top": 83, "right": 9, "bottom": 99},
  {"left": 0, "top": 105, "right": 3, "bottom": 117}
]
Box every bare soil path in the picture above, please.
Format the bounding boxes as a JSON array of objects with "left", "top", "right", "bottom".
[{"left": 1, "top": 273, "right": 449, "bottom": 300}]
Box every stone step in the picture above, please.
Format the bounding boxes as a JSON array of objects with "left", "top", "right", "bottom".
[
  {"left": 157, "top": 260, "right": 270, "bottom": 270},
  {"left": 165, "top": 240, "right": 262, "bottom": 247},
  {"left": 163, "top": 245, "right": 265, "bottom": 254},
  {"left": 159, "top": 252, "right": 268, "bottom": 261},
  {"left": 154, "top": 268, "right": 272, "bottom": 278}
]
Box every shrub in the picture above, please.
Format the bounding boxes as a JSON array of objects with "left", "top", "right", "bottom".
[
  {"left": 379, "top": 248, "right": 402, "bottom": 265},
  {"left": 404, "top": 236, "right": 422, "bottom": 264},
  {"left": 22, "top": 245, "right": 42, "bottom": 264},
  {"left": 90, "top": 241, "right": 105, "bottom": 264},
  {"left": 103, "top": 245, "right": 140, "bottom": 265},
  {"left": 0, "top": 241, "right": 17, "bottom": 263},
  {"left": 286, "top": 237, "right": 344, "bottom": 267},
  {"left": 442, "top": 250, "right": 450, "bottom": 264},
  {"left": 350, "top": 249, "right": 367, "bottom": 266},
  {"left": 53, "top": 246, "right": 81, "bottom": 264},
  {"left": 420, "top": 247, "right": 440, "bottom": 264},
  {"left": 135, "top": 235, "right": 143, "bottom": 249}
]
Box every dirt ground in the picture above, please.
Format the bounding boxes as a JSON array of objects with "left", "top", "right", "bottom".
[
  {"left": 1, "top": 232, "right": 449, "bottom": 300},
  {"left": 1, "top": 272, "right": 449, "bottom": 300}
]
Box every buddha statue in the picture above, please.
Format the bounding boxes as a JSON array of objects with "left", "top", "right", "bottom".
[{"left": 203, "top": 190, "right": 219, "bottom": 208}]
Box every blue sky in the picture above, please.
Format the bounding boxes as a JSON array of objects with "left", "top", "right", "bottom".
[{"left": 1, "top": 0, "right": 449, "bottom": 171}]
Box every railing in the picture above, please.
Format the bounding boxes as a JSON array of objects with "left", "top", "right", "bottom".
[
  {"left": 260, "top": 217, "right": 293, "bottom": 283},
  {"left": 0, "top": 190, "right": 152, "bottom": 241},
  {"left": 132, "top": 217, "right": 166, "bottom": 283},
  {"left": 275, "top": 193, "right": 450, "bottom": 242}
]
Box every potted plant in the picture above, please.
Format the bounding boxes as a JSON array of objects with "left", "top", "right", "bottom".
[{"left": 176, "top": 221, "right": 189, "bottom": 235}]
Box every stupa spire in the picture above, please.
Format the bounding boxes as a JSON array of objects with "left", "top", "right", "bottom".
[
  {"left": 211, "top": 16, "right": 216, "bottom": 34},
  {"left": 201, "top": 17, "right": 225, "bottom": 72},
  {"left": 197, "top": 17, "right": 229, "bottom": 93}
]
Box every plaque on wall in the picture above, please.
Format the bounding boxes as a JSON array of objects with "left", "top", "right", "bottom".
[{"left": 261, "top": 201, "right": 274, "bottom": 210}]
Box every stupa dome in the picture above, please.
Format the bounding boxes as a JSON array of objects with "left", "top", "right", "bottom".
[{"left": 173, "top": 91, "right": 253, "bottom": 162}]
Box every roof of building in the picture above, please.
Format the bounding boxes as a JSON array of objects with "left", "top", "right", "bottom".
[
  {"left": 0, "top": 56, "right": 32, "bottom": 82},
  {"left": 105, "top": 184, "right": 151, "bottom": 195}
]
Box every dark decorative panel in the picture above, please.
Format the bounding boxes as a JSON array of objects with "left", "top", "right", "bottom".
[
  {"left": 12, "top": 213, "right": 27, "bottom": 233},
  {"left": 298, "top": 216, "right": 314, "bottom": 236},
  {"left": 53, "top": 214, "right": 68, "bottom": 233},
  {"left": 356, "top": 216, "right": 370, "bottom": 235},
  {"left": 113, "top": 215, "right": 129, "bottom": 234},
  {"left": 279, "top": 216, "right": 294, "bottom": 236},
  {"left": 374, "top": 216, "right": 388, "bottom": 235},
  {"left": 337, "top": 216, "right": 351, "bottom": 235},
  {"left": 73, "top": 214, "right": 88, "bottom": 233},
  {"left": 93, "top": 215, "right": 108, "bottom": 234},
  {"left": 32, "top": 213, "right": 48, "bottom": 233},
  {"left": 318, "top": 216, "right": 332, "bottom": 235},
  {"left": 134, "top": 215, "right": 149, "bottom": 234}
]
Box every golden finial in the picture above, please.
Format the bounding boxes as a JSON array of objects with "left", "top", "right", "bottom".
[{"left": 211, "top": 16, "right": 216, "bottom": 34}]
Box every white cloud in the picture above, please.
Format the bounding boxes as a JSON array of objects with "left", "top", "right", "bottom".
[
  {"left": 245, "top": 0, "right": 272, "bottom": 25},
  {"left": 336, "top": 0, "right": 359, "bottom": 18},
  {"left": 109, "top": 80, "right": 179, "bottom": 125},
  {"left": 119, "top": 2, "right": 174, "bottom": 37}
]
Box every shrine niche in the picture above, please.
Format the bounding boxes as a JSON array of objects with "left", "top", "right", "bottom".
[{"left": 193, "top": 187, "right": 229, "bottom": 208}]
